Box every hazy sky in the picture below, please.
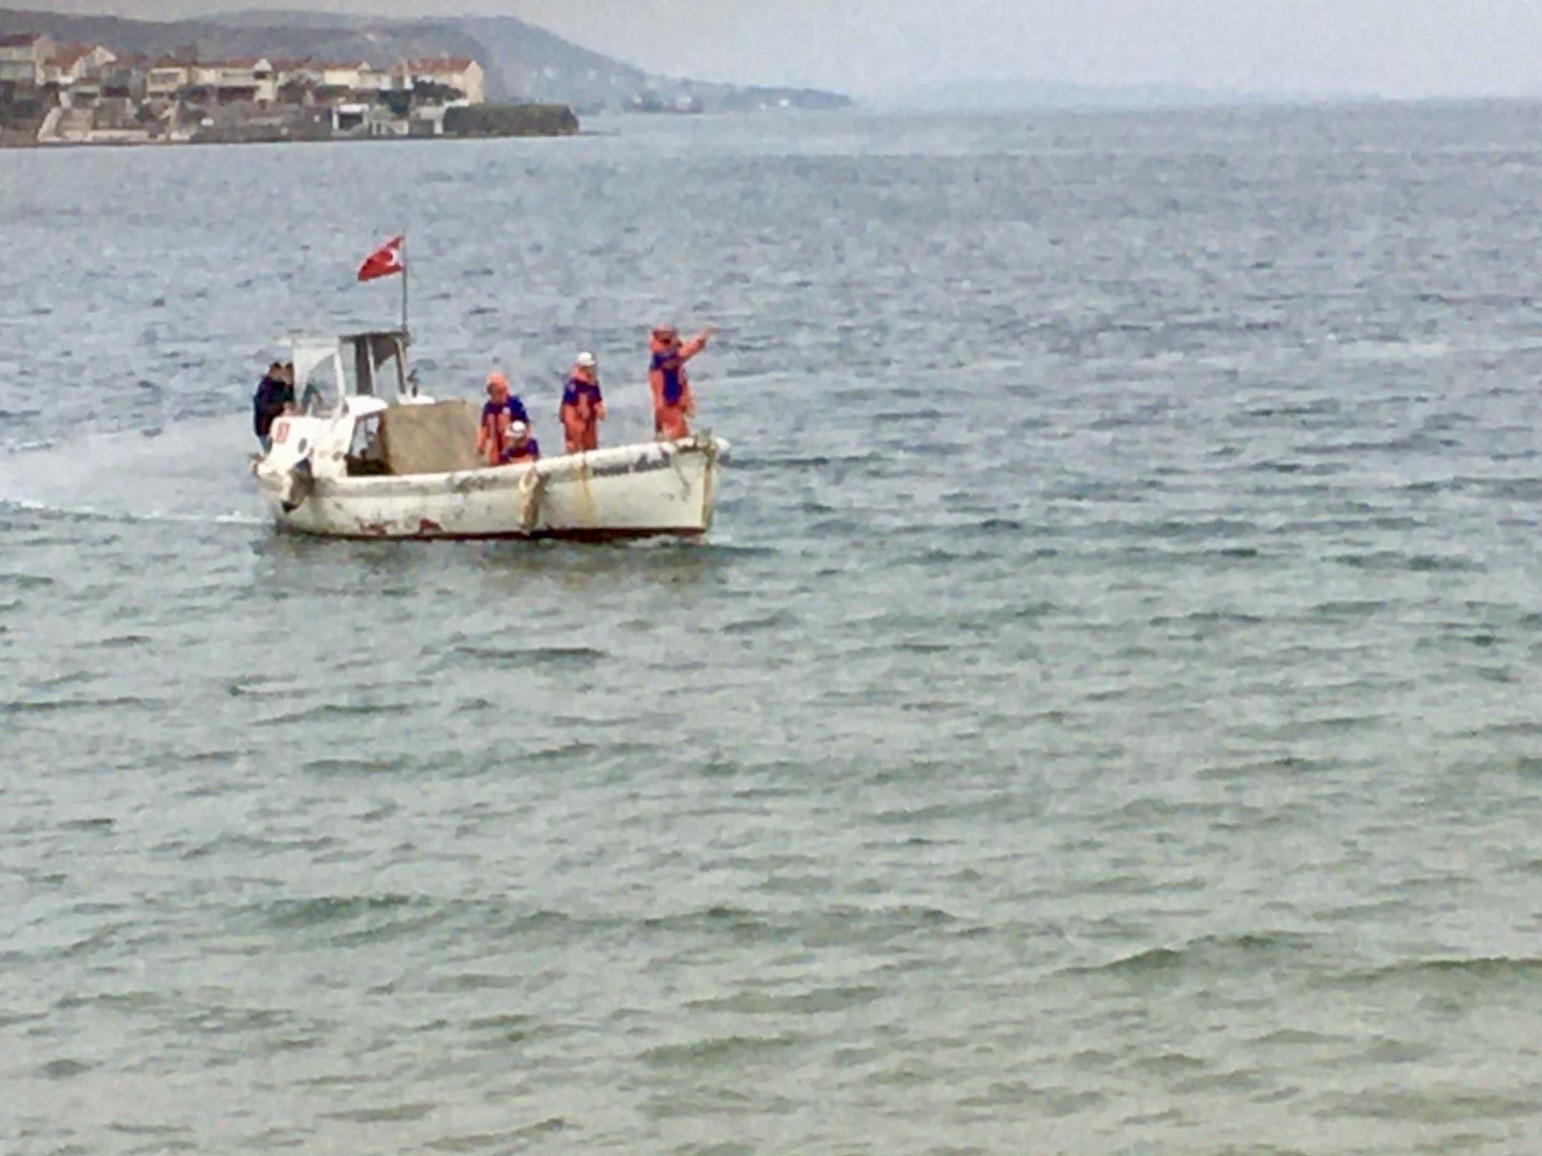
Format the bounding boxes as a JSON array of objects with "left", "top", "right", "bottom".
[{"left": 20, "top": 0, "right": 1542, "bottom": 99}]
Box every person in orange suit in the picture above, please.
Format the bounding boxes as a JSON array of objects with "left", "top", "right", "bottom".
[
  {"left": 648, "top": 324, "right": 714, "bottom": 440},
  {"left": 558, "top": 351, "right": 605, "bottom": 453},
  {"left": 501, "top": 421, "right": 541, "bottom": 463},
  {"left": 476, "top": 372, "right": 529, "bottom": 467}
]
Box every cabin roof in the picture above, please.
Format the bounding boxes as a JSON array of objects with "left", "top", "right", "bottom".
[
  {"left": 48, "top": 43, "right": 100, "bottom": 69},
  {"left": 409, "top": 57, "right": 476, "bottom": 72},
  {"left": 335, "top": 327, "right": 405, "bottom": 344}
]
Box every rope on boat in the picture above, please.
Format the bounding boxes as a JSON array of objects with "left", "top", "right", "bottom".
[
  {"left": 697, "top": 433, "right": 718, "bottom": 527},
  {"left": 519, "top": 467, "right": 546, "bottom": 533},
  {"left": 663, "top": 437, "right": 693, "bottom": 497}
]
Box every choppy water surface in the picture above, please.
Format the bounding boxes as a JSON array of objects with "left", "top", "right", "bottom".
[{"left": 2, "top": 105, "right": 1541, "bottom": 1154}]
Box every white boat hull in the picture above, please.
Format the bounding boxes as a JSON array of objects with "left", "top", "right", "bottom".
[{"left": 254, "top": 435, "right": 725, "bottom": 541}]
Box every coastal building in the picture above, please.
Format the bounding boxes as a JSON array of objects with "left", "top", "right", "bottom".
[
  {"left": 145, "top": 58, "right": 195, "bottom": 100},
  {"left": 268, "top": 59, "right": 320, "bottom": 102},
  {"left": 189, "top": 62, "right": 224, "bottom": 88},
  {"left": 212, "top": 59, "right": 278, "bottom": 105},
  {"left": 319, "top": 61, "right": 369, "bottom": 93},
  {"left": 356, "top": 64, "right": 397, "bottom": 94},
  {"left": 0, "top": 32, "right": 53, "bottom": 85},
  {"left": 272, "top": 59, "right": 317, "bottom": 82},
  {"left": 40, "top": 44, "right": 115, "bottom": 86},
  {"left": 4, "top": 38, "right": 511, "bottom": 146},
  {"left": 332, "top": 101, "right": 403, "bottom": 137},
  {"left": 99, "top": 54, "right": 149, "bottom": 100},
  {"left": 405, "top": 57, "right": 485, "bottom": 105}
]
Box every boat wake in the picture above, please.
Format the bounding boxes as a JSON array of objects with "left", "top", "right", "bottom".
[
  {"left": 0, "top": 415, "right": 265, "bottom": 528},
  {"left": 0, "top": 496, "right": 265, "bottom": 528}
]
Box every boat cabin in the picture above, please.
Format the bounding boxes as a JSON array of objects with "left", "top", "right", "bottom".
[
  {"left": 264, "top": 329, "right": 486, "bottom": 481},
  {"left": 289, "top": 329, "right": 414, "bottom": 414}
]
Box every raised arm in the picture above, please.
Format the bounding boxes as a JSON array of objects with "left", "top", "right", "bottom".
[{"left": 678, "top": 326, "right": 715, "bottom": 362}]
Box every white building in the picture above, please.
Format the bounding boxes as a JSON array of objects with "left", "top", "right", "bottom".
[
  {"left": 213, "top": 58, "right": 278, "bottom": 104},
  {"left": 332, "top": 101, "right": 406, "bottom": 137},
  {"left": 40, "top": 44, "right": 115, "bottom": 87},
  {"left": 356, "top": 64, "right": 398, "bottom": 94},
  {"left": 0, "top": 32, "right": 53, "bottom": 85},
  {"left": 146, "top": 59, "right": 194, "bottom": 100},
  {"left": 405, "top": 57, "right": 485, "bottom": 105},
  {"left": 319, "top": 61, "right": 369, "bottom": 92},
  {"left": 144, "top": 57, "right": 281, "bottom": 104}
]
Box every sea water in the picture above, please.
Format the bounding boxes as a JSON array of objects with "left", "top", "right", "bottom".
[{"left": 2, "top": 104, "right": 1541, "bottom": 1154}]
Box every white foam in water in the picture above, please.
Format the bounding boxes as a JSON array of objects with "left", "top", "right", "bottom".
[{"left": 0, "top": 414, "right": 266, "bottom": 526}]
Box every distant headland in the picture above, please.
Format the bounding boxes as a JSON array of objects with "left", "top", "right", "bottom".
[{"left": 0, "top": 7, "right": 852, "bottom": 148}]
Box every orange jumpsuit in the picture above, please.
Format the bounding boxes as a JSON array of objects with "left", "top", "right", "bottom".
[
  {"left": 649, "top": 333, "right": 707, "bottom": 440},
  {"left": 559, "top": 369, "right": 605, "bottom": 453}
]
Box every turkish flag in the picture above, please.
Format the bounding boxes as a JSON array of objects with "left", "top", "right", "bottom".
[{"left": 357, "top": 235, "right": 405, "bottom": 282}]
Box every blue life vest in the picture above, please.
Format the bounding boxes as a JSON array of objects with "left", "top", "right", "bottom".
[
  {"left": 651, "top": 352, "right": 685, "bottom": 405},
  {"left": 483, "top": 396, "right": 529, "bottom": 426},
  {"left": 561, "top": 379, "right": 603, "bottom": 414},
  {"left": 502, "top": 436, "right": 540, "bottom": 463}
]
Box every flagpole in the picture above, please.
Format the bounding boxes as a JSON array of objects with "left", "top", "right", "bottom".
[{"left": 401, "top": 232, "right": 409, "bottom": 344}]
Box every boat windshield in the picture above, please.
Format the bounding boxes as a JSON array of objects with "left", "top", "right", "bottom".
[
  {"left": 291, "top": 340, "right": 343, "bottom": 415},
  {"left": 283, "top": 331, "right": 410, "bottom": 414},
  {"left": 346, "top": 331, "right": 408, "bottom": 397}
]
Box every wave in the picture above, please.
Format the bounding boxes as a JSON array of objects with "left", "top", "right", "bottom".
[
  {"left": 719, "top": 609, "right": 799, "bottom": 635},
  {"left": 1334, "top": 955, "right": 1542, "bottom": 985},
  {"left": 1332, "top": 549, "right": 1484, "bottom": 573},
  {"left": 298, "top": 754, "right": 423, "bottom": 776},
  {"left": 2, "top": 694, "right": 168, "bottom": 715},
  {"left": 261, "top": 894, "right": 421, "bottom": 931},
  {"left": 322, "top": 1103, "right": 438, "bottom": 1125},
  {"left": 1068, "top": 932, "right": 1318, "bottom": 977},
  {"left": 262, "top": 703, "right": 422, "bottom": 727},
  {"left": 423, "top": 1120, "right": 569, "bottom": 1151},
  {"left": 441, "top": 643, "right": 607, "bottom": 670},
  {"left": 639, "top": 1033, "right": 800, "bottom": 1067},
  {"left": 684, "top": 984, "right": 883, "bottom": 1017}
]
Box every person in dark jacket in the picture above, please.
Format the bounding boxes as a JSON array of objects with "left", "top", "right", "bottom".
[{"left": 253, "top": 361, "right": 295, "bottom": 451}]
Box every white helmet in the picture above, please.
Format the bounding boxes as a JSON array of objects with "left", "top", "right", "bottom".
[{"left": 575, "top": 351, "right": 597, "bottom": 369}]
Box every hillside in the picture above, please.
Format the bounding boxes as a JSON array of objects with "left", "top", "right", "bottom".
[
  {"left": 456, "top": 15, "right": 851, "bottom": 114},
  {"left": 0, "top": 8, "right": 852, "bottom": 113}
]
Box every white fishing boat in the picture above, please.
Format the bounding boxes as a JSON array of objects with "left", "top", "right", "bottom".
[{"left": 250, "top": 330, "right": 727, "bottom": 541}]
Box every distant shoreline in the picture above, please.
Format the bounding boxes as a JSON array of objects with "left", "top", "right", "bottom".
[
  {"left": 0, "top": 133, "right": 580, "bottom": 151},
  {"left": 0, "top": 99, "right": 580, "bottom": 150},
  {"left": 14, "top": 95, "right": 1542, "bottom": 151}
]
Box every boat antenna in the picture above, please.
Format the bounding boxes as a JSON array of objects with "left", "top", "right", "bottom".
[{"left": 401, "top": 232, "right": 410, "bottom": 346}]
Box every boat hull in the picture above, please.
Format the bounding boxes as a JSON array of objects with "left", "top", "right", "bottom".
[{"left": 254, "top": 435, "right": 724, "bottom": 542}]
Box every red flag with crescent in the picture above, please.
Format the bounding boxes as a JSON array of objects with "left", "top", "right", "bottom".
[{"left": 357, "top": 235, "right": 405, "bottom": 282}]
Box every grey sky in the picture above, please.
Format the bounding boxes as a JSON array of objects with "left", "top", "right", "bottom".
[{"left": 20, "top": 0, "right": 1542, "bottom": 99}]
